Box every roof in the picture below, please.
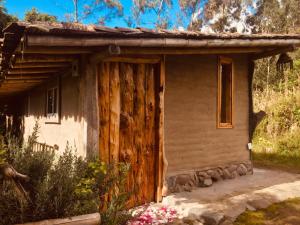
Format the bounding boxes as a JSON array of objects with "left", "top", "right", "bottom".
[
  {"left": 5, "top": 21, "right": 300, "bottom": 39},
  {"left": 1, "top": 21, "right": 300, "bottom": 96}
]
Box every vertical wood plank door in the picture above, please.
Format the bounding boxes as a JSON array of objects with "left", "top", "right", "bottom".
[{"left": 98, "top": 61, "right": 161, "bottom": 207}]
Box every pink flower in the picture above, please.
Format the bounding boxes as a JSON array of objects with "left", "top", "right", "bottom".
[{"left": 128, "top": 205, "right": 178, "bottom": 225}]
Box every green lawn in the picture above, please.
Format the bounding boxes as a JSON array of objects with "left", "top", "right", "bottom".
[{"left": 234, "top": 198, "right": 300, "bottom": 225}]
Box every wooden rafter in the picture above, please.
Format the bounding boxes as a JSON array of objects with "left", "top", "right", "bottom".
[
  {"left": 17, "top": 46, "right": 93, "bottom": 54},
  {"left": 14, "top": 54, "right": 78, "bottom": 63},
  {"left": 251, "top": 46, "right": 296, "bottom": 60},
  {"left": 8, "top": 68, "right": 65, "bottom": 75},
  {"left": 12, "top": 62, "right": 72, "bottom": 69}
]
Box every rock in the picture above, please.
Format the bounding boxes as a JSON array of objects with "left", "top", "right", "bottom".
[
  {"left": 222, "top": 169, "right": 232, "bottom": 179},
  {"left": 231, "top": 171, "right": 238, "bottom": 179},
  {"left": 176, "top": 174, "right": 192, "bottom": 186},
  {"left": 211, "top": 171, "right": 222, "bottom": 181},
  {"left": 183, "top": 184, "right": 193, "bottom": 192},
  {"left": 202, "top": 178, "right": 213, "bottom": 187},
  {"left": 237, "top": 164, "right": 248, "bottom": 176},
  {"left": 167, "top": 176, "right": 177, "bottom": 190},
  {"left": 206, "top": 170, "right": 215, "bottom": 176},
  {"left": 219, "top": 218, "right": 234, "bottom": 225},
  {"left": 247, "top": 199, "right": 272, "bottom": 210},
  {"left": 217, "top": 168, "right": 224, "bottom": 177},
  {"left": 201, "top": 212, "right": 224, "bottom": 225},
  {"left": 183, "top": 218, "right": 195, "bottom": 225},
  {"left": 197, "top": 171, "right": 210, "bottom": 179},
  {"left": 246, "top": 203, "right": 256, "bottom": 211},
  {"left": 167, "top": 219, "right": 186, "bottom": 225},
  {"left": 228, "top": 164, "right": 238, "bottom": 173}
]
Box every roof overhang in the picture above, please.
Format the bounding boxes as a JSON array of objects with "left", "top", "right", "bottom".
[{"left": 1, "top": 21, "right": 300, "bottom": 97}]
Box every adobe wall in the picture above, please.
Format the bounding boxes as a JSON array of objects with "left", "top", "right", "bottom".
[
  {"left": 164, "top": 55, "right": 252, "bottom": 192},
  {"left": 23, "top": 57, "right": 99, "bottom": 158}
]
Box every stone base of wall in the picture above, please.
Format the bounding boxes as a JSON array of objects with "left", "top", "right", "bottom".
[{"left": 166, "top": 162, "right": 253, "bottom": 193}]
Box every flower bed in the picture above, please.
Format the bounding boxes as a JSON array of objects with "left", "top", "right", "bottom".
[{"left": 128, "top": 205, "right": 178, "bottom": 225}]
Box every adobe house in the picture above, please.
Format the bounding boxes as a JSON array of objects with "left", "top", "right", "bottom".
[{"left": 1, "top": 22, "right": 300, "bottom": 207}]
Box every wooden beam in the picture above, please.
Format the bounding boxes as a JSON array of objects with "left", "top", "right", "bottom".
[
  {"left": 18, "top": 46, "right": 93, "bottom": 54},
  {"left": 12, "top": 62, "right": 72, "bottom": 69},
  {"left": 14, "top": 54, "right": 78, "bottom": 63},
  {"left": 157, "top": 56, "right": 166, "bottom": 202},
  {"left": 121, "top": 47, "right": 268, "bottom": 55},
  {"left": 6, "top": 76, "right": 49, "bottom": 80},
  {"left": 251, "top": 46, "right": 297, "bottom": 60},
  {"left": 103, "top": 56, "right": 161, "bottom": 64},
  {"left": 3, "top": 80, "right": 44, "bottom": 84},
  {"left": 26, "top": 35, "right": 300, "bottom": 48},
  {"left": 8, "top": 68, "right": 64, "bottom": 75}
]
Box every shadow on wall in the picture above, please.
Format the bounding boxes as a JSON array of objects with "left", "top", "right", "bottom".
[{"left": 0, "top": 95, "right": 25, "bottom": 140}]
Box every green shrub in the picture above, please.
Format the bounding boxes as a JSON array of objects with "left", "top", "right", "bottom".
[
  {"left": 76, "top": 161, "right": 131, "bottom": 225},
  {"left": 0, "top": 124, "right": 131, "bottom": 225}
]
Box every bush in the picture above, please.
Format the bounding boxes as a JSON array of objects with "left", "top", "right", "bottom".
[
  {"left": 0, "top": 124, "right": 131, "bottom": 225},
  {"left": 76, "top": 161, "right": 131, "bottom": 225}
]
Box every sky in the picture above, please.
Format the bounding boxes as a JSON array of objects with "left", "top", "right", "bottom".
[
  {"left": 5, "top": 0, "right": 134, "bottom": 27},
  {"left": 4, "top": 0, "right": 185, "bottom": 28}
]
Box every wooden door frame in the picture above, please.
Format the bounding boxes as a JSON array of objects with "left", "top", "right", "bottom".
[{"left": 97, "top": 55, "right": 166, "bottom": 203}]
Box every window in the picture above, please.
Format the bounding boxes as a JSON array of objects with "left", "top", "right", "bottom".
[
  {"left": 45, "top": 77, "right": 60, "bottom": 124},
  {"left": 47, "top": 87, "right": 58, "bottom": 115},
  {"left": 217, "top": 57, "right": 233, "bottom": 128}
]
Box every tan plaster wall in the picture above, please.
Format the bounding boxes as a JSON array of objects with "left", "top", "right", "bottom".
[
  {"left": 165, "top": 55, "right": 250, "bottom": 176},
  {"left": 23, "top": 74, "right": 87, "bottom": 157}
]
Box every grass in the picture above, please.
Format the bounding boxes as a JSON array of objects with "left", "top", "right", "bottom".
[
  {"left": 253, "top": 151, "right": 300, "bottom": 174},
  {"left": 234, "top": 198, "right": 300, "bottom": 225}
]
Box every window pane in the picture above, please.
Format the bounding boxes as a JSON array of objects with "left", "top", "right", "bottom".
[
  {"left": 220, "top": 63, "right": 232, "bottom": 124},
  {"left": 47, "top": 89, "right": 53, "bottom": 114},
  {"left": 53, "top": 88, "right": 57, "bottom": 113}
]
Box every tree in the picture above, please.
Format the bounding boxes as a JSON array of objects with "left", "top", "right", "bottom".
[
  {"left": 65, "top": 0, "right": 123, "bottom": 25},
  {"left": 0, "top": 0, "right": 18, "bottom": 31},
  {"left": 176, "top": 0, "right": 254, "bottom": 32},
  {"left": 127, "top": 0, "right": 172, "bottom": 29},
  {"left": 24, "top": 8, "right": 58, "bottom": 23},
  {"left": 178, "top": 0, "right": 202, "bottom": 30}
]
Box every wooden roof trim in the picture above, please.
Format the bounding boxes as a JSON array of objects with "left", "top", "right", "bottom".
[{"left": 25, "top": 34, "right": 300, "bottom": 48}]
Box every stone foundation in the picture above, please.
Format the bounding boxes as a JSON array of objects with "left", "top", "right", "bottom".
[{"left": 166, "top": 162, "right": 253, "bottom": 193}]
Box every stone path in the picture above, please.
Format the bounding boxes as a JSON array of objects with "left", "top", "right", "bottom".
[{"left": 161, "top": 168, "right": 300, "bottom": 225}]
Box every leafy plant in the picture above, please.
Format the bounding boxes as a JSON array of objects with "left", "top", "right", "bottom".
[
  {"left": 76, "top": 160, "right": 131, "bottom": 225},
  {"left": 0, "top": 122, "right": 132, "bottom": 225}
]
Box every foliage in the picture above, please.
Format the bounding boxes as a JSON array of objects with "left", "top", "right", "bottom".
[
  {"left": 0, "top": 124, "right": 131, "bottom": 225},
  {"left": 127, "top": 0, "right": 172, "bottom": 29},
  {"left": 76, "top": 160, "right": 131, "bottom": 225},
  {"left": 24, "top": 8, "right": 58, "bottom": 23},
  {"left": 252, "top": 56, "right": 300, "bottom": 171},
  {"left": 64, "top": 0, "right": 123, "bottom": 24},
  {"left": 234, "top": 198, "right": 300, "bottom": 225},
  {"left": 0, "top": 0, "right": 18, "bottom": 31}
]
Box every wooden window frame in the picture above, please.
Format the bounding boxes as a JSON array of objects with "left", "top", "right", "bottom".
[
  {"left": 45, "top": 76, "right": 61, "bottom": 124},
  {"left": 217, "top": 56, "right": 234, "bottom": 129}
]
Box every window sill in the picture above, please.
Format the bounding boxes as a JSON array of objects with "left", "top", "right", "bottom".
[
  {"left": 217, "top": 123, "right": 233, "bottom": 129},
  {"left": 45, "top": 114, "right": 60, "bottom": 124}
]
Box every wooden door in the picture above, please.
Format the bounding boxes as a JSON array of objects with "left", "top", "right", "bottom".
[{"left": 98, "top": 61, "right": 161, "bottom": 207}]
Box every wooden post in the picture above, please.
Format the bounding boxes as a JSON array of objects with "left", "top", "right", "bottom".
[
  {"left": 157, "top": 56, "right": 166, "bottom": 202},
  {"left": 81, "top": 55, "right": 99, "bottom": 159},
  {"left": 109, "top": 62, "right": 120, "bottom": 163},
  {"left": 98, "top": 62, "right": 110, "bottom": 162}
]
